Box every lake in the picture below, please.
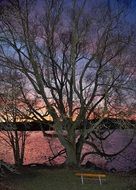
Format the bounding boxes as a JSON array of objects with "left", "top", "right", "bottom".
[{"left": 0, "top": 130, "right": 136, "bottom": 171}]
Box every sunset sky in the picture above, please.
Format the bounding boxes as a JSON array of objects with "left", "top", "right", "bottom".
[{"left": 0, "top": 0, "right": 136, "bottom": 176}]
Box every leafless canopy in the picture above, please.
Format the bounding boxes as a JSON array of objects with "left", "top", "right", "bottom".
[{"left": 0, "top": 0, "right": 135, "bottom": 166}]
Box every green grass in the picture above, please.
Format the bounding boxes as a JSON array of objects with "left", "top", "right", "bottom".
[{"left": 4, "top": 168, "right": 136, "bottom": 190}]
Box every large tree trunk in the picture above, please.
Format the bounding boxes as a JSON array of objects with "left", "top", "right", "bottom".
[
  {"left": 65, "top": 139, "right": 84, "bottom": 167},
  {"left": 61, "top": 137, "right": 83, "bottom": 167},
  {"left": 76, "top": 134, "right": 84, "bottom": 166},
  {"left": 56, "top": 121, "right": 84, "bottom": 168},
  {"left": 65, "top": 143, "right": 77, "bottom": 167},
  {"left": 57, "top": 131, "right": 78, "bottom": 167}
]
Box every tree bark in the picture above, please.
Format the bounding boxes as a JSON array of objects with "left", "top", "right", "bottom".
[{"left": 65, "top": 143, "right": 77, "bottom": 167}]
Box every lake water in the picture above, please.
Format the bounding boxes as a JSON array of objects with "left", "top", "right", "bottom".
[{"left": 0, "top": 130, "right": 136, "bottom": 171}]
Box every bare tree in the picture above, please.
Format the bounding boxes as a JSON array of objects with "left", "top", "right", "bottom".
[
  {"left": 0, "top": 69, "right": 30, "bottom": 166},
  {"left": 0, "top": 0, "right": 135, "bottom": 167}
]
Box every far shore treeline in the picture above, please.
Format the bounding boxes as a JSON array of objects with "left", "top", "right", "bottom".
[{"left": 0, "top": 118, "right": 135, "bottom": 131}]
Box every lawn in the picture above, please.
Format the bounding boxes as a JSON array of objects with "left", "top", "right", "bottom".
[{"left": 2, "top": 167, "right": 136, "bottom": 190}]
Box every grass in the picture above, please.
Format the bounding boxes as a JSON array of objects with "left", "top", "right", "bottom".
[{"left": 3, "top": 167, "right": 136, "bottom": 190}]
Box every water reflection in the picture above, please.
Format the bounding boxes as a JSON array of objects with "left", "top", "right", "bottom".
[{"left": 0, "top": 130, "right": 136, "bottom": 171}]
